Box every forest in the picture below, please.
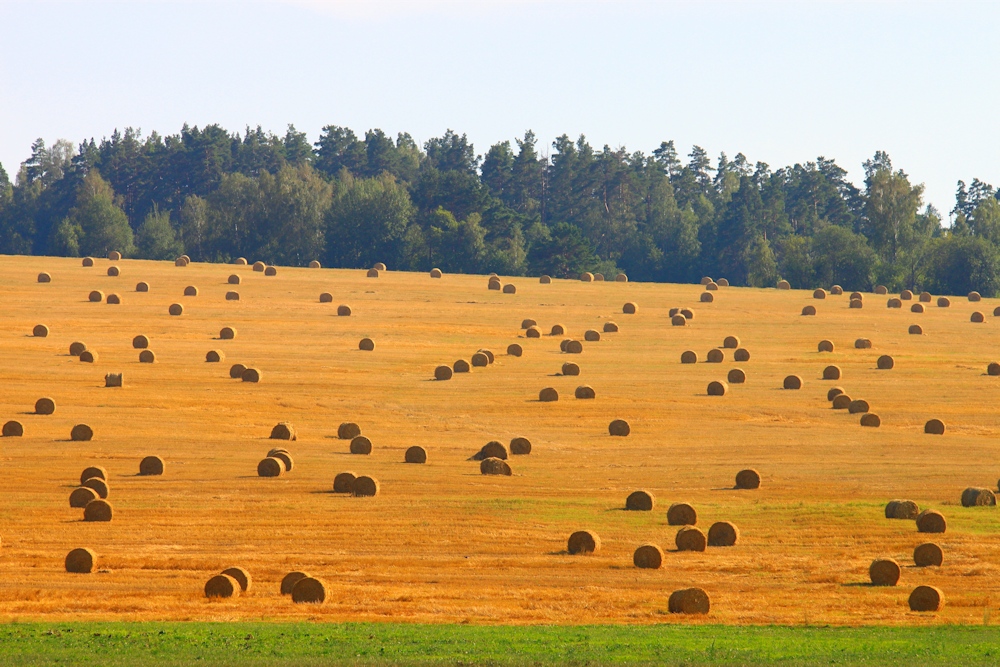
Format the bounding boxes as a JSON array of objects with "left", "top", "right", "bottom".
[{"left": 0, "top": 124, "right": 998, "bottom": 295}]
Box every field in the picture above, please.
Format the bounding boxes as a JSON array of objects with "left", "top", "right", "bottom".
[{"left": 1, "top": 254, "right": 1000, "bottom": 627}]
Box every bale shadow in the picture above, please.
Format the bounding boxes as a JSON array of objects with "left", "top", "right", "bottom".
[
  {"left": 547, "top": 550, "right": 569, "bottom": 556},
  {"left": 842, "top": 582, "right": 878, "bottom": 588}
]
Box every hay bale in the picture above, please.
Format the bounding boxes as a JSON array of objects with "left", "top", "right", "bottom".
[
  {"left": 832, "top": 394, "right": 852, "bottom": 409},
  {"left": 869, "top": 558, "right": 900, "bottom": 586},
  {"left": 735, "top": 469, "right": 760, "bottom": 489},
  {"left": 89, "top": 290, "right": 104, "bottom": 302},
  {"left": 319, "top": 293, "right": 333, "bottom": 303},
  {"left": 270, "top": 423, "right": 296, "bottom": 440},
  {"left": 107, "top": 266, "right": 120, "bottom": 277},
  {"left": 270, "top": 451, "right": 294, "bottom": 472},
  {"left": 350, "top": 436, "right": 372, "bottom": 455},
  {"left": 717, "top": 278, "right": 730, "bottom": 287},
  {"left": 900, "top": 289, "right": 913, "bottom": 299},
  {"left": 801, "top": 305, "right": 816, "bottom": 316},
  {"left": 257, "top": 457, "right": 284, "bottom": 477},
  {"left": 32, "top": 324, "right": 49, "bottom": 338},
  {"left": 169, "top": 303, "right": 183, "bottom": 316},
  {"left": 668, "top": 588, "right": 710, "bottom": 615},
  {"left": 225, "top": 291, "right": 240, "bottom": 301},
  {"left": 334, "top": 304, "right": 352, "bottom": 317},
  {"left": 71, "top": 424, "right": 93, "bottom": 441},
  {"left": 69, "top": 486, "right": 99, "bottom": 508},
  {"left": 139, "top": 455, "right": 164, "bottom": 476},
  {"left": 222, "top": 567, "right": 252, "bottom": 592},
  {"left": 916, "top": 509, "right": 946, "bottom": 533},
  {"left": 70, "top": 341, "right": 87, "bottom": 356},
  {"left": 990, "top": 362, "right": 1000, "bottom": 376},
  {"left": 632, "top": 544, "right": 664, "bottom": 569},
  {"left": 609, "top": 419, "right": 630, "bottom": 436},
  {"left": 733, "top": 348, "right": 750, "bottom": 362},
  {"left": 2, "top": 420, "right": 23, "bottom": 437},
  {"left": 669, "top": 308, "right": 681, "bottom": 316},
  {"left": 228, "top": 274, "right": 241, "bottom": 285},
  {"left": 480, "top": 458, "right": 511, "bottom": 476},
  {"left": 549, "top": 324, "right": 566, "bottom": 336},
  {"left": 707, "top": 380, "right": 728, "bottom": 396},
  {"left": 131, "top": 335, "right": 149, "bottom": 349},
  {"left": 435, "top": 365, "right": 453, "bottom": 381},
  {"left": 625, "top": 490, "right": 654, "bottom": 511},
  {"left": 849, "top": 299, "right": 863, "bottom": 309},
  {"left": 783, "top": 375, "right": 802, "bottom": 390},
  {"left": 108, "top": 251, "right": 121, "bottom": 261},
  {"left": 705, "top": 281, "right": 718, "bottom": 291},
  {"left": 502, "top": 284, "right": 516, "bottom": 294},
  {"left": 35, "top": 397, "right": 56, "bottom": 415},
  {"left": 574, "top": 385, "right": 596, "bottom": 399},
  {"left": 913, "top": 543, "right": 943, "bottom": 567},
  {"left": 813, "top": 288, "right": 827, "bottom": 299},
  {"left": 822, "top": 365, "right": 841, "bottom": 380},
  {"left": 405, "top": 445, "right": 427, "bottom": 463},
  {"left": 860, "top": 413, "right": 881, "bottom": 427},
  {"left": 972, "top": 311, "right": 985, "bottom": 323},
  {"left": 877, "top": 355, "right": 894, "bottom": 370},
  {"left": 701, "top": 292, "right": 714, "bottom": 303},
  {"left": 667, "top": 502, "right": 697, "bottom": 526},
  {"left": 777, "top": 280, "right": 790, "bottom": 290},
  {"left": 241, "top": 368, "right": 262, "bottom": 382},
  {"left": 681, "top": 308, "right": 694, "bottom": 319},
  {"left": 969, "top": 291, "right": 982, "bottom": 301},
  {"left": 622, "top": 302, "right": 637, "bottom": 314},
  {"left": 540, "top": 275, "right": 551, "bottom": 284},
  {"left": 875, "top": 285, "right": 888, "bottom": 295},
  {"left": 908, "top": 585, "right": 944, "bottom": 612},
  {"left": 615, "top": 273, "right": 628, "bottom": 282},
  {"left": 338, "top": 423, "right": 362, "bottom": 440},
  {"left": 291, "top": 577, "right": 327, "bottom": 603},
  {"left": 700, "top": 276, "right": 713, "bottom": 285},
  {"left": 584, "top": 330, "right": 601, "bottom": 342},
  {"left": 507, "top": 343, "right": 523, "bottom": 357},
  {"left": 911, "top": 303, "right": 924, "bottom": 313},
  {"left": 706, "top": 349, "right": 724, "bottom": 363},
  {"left": 567, "top": 530, "right": 600, "bottom": 555},
  {"left": 374, "top": 262, "right": 386, "bottom": 271},
  {"left": 937, "top": 296, "right": 951, "bottom": 307},
  {"left": 561, "top": 362, "right": 580, "bottom": 376},
  {"left": 358, "top": 338, "right": 375, "bottom": 351},
  {"left": 234, "top": 257, "right": 247, "bottom": 265},
  {"left": 216, "top": 327, "right": 236, "bottom": 341},
  {"left": 206, "top": 350, "right": 225, "bottom": 363},
  {"left": 887, "top": 298, "right": 902, "bottom": 308},
  {"left": 525, "top": 326, "right": 541, "bottom": 338},
  {"left": 80, "top": 466, "right": 106, "bottom": 484},
  {"left": 680, "top": 351, "right": 697, "bottom": 364},
  {"left": 924, "top": 418, "right": 945, "bottom": 435},
  {"left": 204, "top": 574, "right": 240, "bottom": 599},
  {"left": 885, "top": 500, "right": 919, "bottom": 520},
  {"left": 333, "top": 472, "right": 356, "bottom": 493},
  {"left": 850, "top": 292, "right": 863, "bottom": 301},
  {"left": 603, "top": 322, "right": 619, "bottom": 333},
  {"left": 831, "top": 285, "right": 843, "bottom": 295},
  {"left": 252, "top": 261, "right": 265, "bottom": 272},
  {"left": 565, "top": 340, "right": 583, "bottom": 354},
  {"left": 580, "top": 272, "right": 594, "bottom": 282},
  {"left": 183, "top": 285, "right": 198, "bottom": 296},
  {"left": 228, "top": 363, "right": 245, "bottom": 378},
  {"left": 104, "top": 373, "right": 122, "bottom": 387},
  {"left": 818, "top": 339, "right": 834, "bottom": 353},
  {"left": 471, "top": 352, "right": 489, "bottom": 367},
  {"left": 82, "top": 257, "right": 94, "bottom": 267},
  {"left": 854, "top": 338, "right": 872, "bottom": 349},
  {"left": 961, "top": 487, "right": 996, "bottom": 507},
  {"left": 520, "top": 318, "right": 537, "bottom": 329},
  {"left": 722, "top": 336, "right": 740, "bottom": 349},
  {"left": 675, "top": 526, "right": 707, "bottom": 551},
  {"left": 509, "top": 437, "right": 531, "bottom": 455},
  {"left": 594, "top": 273, "right": 605, "bottom": 281},
  {"left": 727, "top": 368, "right": 746, "bottom": 384},
  {"left": 65, "top": 547, "right": 96, "bottom": 573},
  {"left": 827, "top": 387, "right": 844, "bottom": 401},
  {"left": 908, "top": 324, "right": 923, "bottom": 334},
  {"left": 707, "top": 521, "right": 739, "bottom": 546},
  {"left": 80, "top": 350, "right": 98, "bottom": 363},
  {"left": 83, "top": 499, "right": 112, "bottom": 522},
  {"left": 281, "top": 572, "right": 310, "bottom": 595},
  {"left": 265, "top": 265, "right": 278, "bottom": 276},
  {"left": 430, "top": 268, "right": 443, "bottom": 278},
  {"left": 671, "top": 314, "right": 687, "bottom": 326},
  {"left": 478, "top": 349, "right": 495, "bottom": 364}
]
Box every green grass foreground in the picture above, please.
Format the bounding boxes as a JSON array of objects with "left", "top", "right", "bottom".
[{"left": 1, "top": 622, "right": 999, "bottom": 666}]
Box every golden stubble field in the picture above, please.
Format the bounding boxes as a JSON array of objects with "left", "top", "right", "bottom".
[{"left": 1, "top": 254, "right": 999, "bottom": 625}]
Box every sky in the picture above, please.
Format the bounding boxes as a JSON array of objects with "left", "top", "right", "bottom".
[{"left": 1, "top": 0, "right": 997, "bottom": 218}]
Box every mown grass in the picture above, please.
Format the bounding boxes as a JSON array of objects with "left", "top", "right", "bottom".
[{"left": 2, "top": 622, "right": 1000, "bottom": 666}]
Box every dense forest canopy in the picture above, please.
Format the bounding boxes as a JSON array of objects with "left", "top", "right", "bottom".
[{"left": 1, "top": 124, "right": 998, "bottom": 295}]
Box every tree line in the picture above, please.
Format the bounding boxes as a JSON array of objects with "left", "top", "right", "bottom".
[{"left": 0, "top": 123, "right": 998, "bottom": 295}]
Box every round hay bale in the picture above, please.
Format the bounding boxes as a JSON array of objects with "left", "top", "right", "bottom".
[
  {"left": 107, "top": 266, "right": 120, "bottom": 277},
  {"left": 701, "top": 292, "right": 714, "bottom": 303},
  {"left": 735, "top": 469, "right": 761, "bottom": 490},
  {"left": 131, "top": 335, "right": 149, "bottom": 349},
  {"left": 476, "top": 441, "right": 508, "bottom": 460},
  {"left": 266, "top": 447, "right": 289, "bottom": 458},
  {"left": 707, "top": 521, "right": 739, "bottom": 547},
  {"left": 700, "top": 276, "right": 713, "bottom": 285},
  {"left": 668, "top": 588, "right": 710, "bottom": 615},
  {"left": 80, "top": 350, "right": 98, "bottom": 363},
  {"left": 547, "top": 324, "right": 566, "bottom": 337},
  {"left": 257, "top": 457, "right": 284, "bottom": 477},
  {"left": 908, "top": 324, "right": 923, "bottom": 335},
  {"left": 937, "top": 296, "right": 951, "bottom": 307},
  {"left": 849, "top": 298, "right": 863, "bottom": 309},
  {"left": 924, "top": 419, "right": 945, "bottom": 435},
  {"left": 722, "top": 336, "right": 740, "bottom": 349},
  {"left": 603, "top": 322, "right": 619, "bottom": 333},
  {"left": 667, "top": 503, "right": 697, "bottom": 526},
  {"left": 139, "top": 455, "right": 164, "bottom": 476},
  {"left": 561, "top": 362, "right": 580, "bottom": 376},
  {"left": 35, "top": 397, "right": 56, "bottom": 415},
  {"left": 82, "top": 477, "right": 109, "bottom": 499},
  {"left": 168, "top": 303, "right": 183, "bottom": 316},
  {"left": 832, "top": 394, "right": 852, "bottom": 409},
  {"left": 374, "top": 262, "right": 387, "bottom": 271},
  {"left": 669, "top": 307, "right": 681, "bottom": 316},
  {"left": 205, "top": 574, "right": 240, "bottom": 599},
  {"left": 813, "top": 288, "right": 827, "bottom": 299},
  {"left": 827, "top": 386, "right": 844, "bottom": 401},
  {"left": 850, "top": 292, "right": 863, "bottom": 301},
  {"left": 968, "top": 291, "right": 982, "bottom": 302},
  {"left": 228, "top": 363, "right": 245, "bottom": 378},
  {"left": 579, "top": 272, "right": 594, "bottom": 282},
  {"left": 625, "top": 490, "right": 654, "bottom": 511},
  {"left": 241, "top": 368, "right": 262, "bottom": 383},
  {"left": 509, "top": 437, "right": 531, "bottom": 455},
  {"left": 783, "top": 375, "right": 802, "bottom": 390},
  {"left": 305, "top": 260, "right": 321, "bottom": 269},
  {"left": 854, "top": 338, "right": 872, "bottom": 349},
  {"left": 830, "top": 285, "right": 843, "bottom": 295},
  {"left": 80, "top": 466, "right": 106, "bottom": 484},
  {"left": 502, "top": 284, "right": 516, "bottom": 294},
  {"left": 206, "top": 350, "right": 225, "bottom": 363},
  {"left": 225, "top": 291, "right": 240, "bottom": 301},
  {"left": 887, "top": 298, "right": 902, "bottom": 308},
  {"left": 525, "top": 326, "right": 541, "bottom": 338},
  {"left": 777, "top": 280, "right": 790, "bottom": 290},
  {"left": 281, "top": 571, "right": 310, "bottom": 595},
  {"left": 350, "top": 436, "right": 372, "bottom": 455},
  {"left": 337, "top": 304, "right": 352, "bottom": 317},
  {"left": 990, "top": 362, "right": 1000, "bottom": 376},
  {"left": 972, "top": 311, "right": 985, "bottom": 323},
  {"left": 705, "top": 281, "right": 720, "bottom": 291},
  {"left": 71, "top": 424, "right": 93, "bottom": 441},
  {"left": 221, "top": 567, "right": 252, "bottom": 592},
  {"left": 733, "top": 348, "right": 750, "bottom": 362},
  {"left": 615, "top": 273, "right": 628, "bottom": 283},
  {"left": 608, "top": 419, "right": 630, "bottom": 436},
  {"left": 358, "top": 338, "right": 375, "bottom": 351},
  {"left": 706, "top": 349, "right": 724, "bottom": 363},
  {"left": 228, "top": 274, "right": 241, "bottom": 285},
  {"left": 818, "top": 339, "right": 834, "bottom": 353},
  {"left": 727, "top": 368, "right": 746, "bottom": 384},
  {"left": 675, "top": 526, "right": 707, "bottom": 551},
  {"left": 538, "top": 275, "right": 551, "bottom": 284},
  {"left": 707, "top": 380, "right": 728, "bottom": 396},
  {"left": 429, "top": 268, "right": 443, "bottom": 278},
  {"left": 83, "top": 499, "right": 112, "bottom": 522},
  {"left": 822, "top": 365, "right": 841, "bottom": 380},
  {"left": 567, "top": 530, "right": 600, "bottom": 555},
  {"left": 671, "top": 314, "right": 687, "bottom": 326},
  {"left": 632, "top": 544, "right": 664, "bottom": 569},
  {"left": 478, "top": 349, "right": 495, "bottom": 364},
  {"left": 507, "top": 343, "right": 523, "bottom": 357},
  {"left": 565, "top": 340, "right": 583, "bottom": 354},
  {"left": 885, "top": 500, "right": 919, "bottom": 520},
  {"left": 680, "top": 351, "right": 697, "bottom": 364},
  {"left": 583, "top": 330, "right": 601, "bottom": 342},
  {"left": 911, "top": 303, "right": 924, "bottom": 313},
  {"left": 69, "top": 341, "right": 87, "bottom": 356},
  {"left": 622, "top": 302, "right": 637, "bottom": 315},
  {"left": 681, "top": 308, "right": 694, "bottom": 319},
  {"left": 594, "top": 273, "right": 605, "bottom": 281},
  {"left": 875, "top": 285, "right": 888, "bottom": 295},
  {"left": 869, "top": 558, "right": 901, "bottom": 586},
  {"left": 405, "top": 445, "right": 427, "bottom": 463},
  {"left": 471, "top": 353, "right": 489, "bottom": 367},
  {"left": 877, "top": 355, "right": 894, "bottom": 370},
  {"left": 995, "top": 306, "right": 1000, "bottom": 316},
  {"left": 82, "top": 257, "right": 94, "bottom": 267},
  {"left": 292, "top": 577, "right": 327, "bottom": 604},
  {"left": 717, "top": 278, "right": 729, "bottom": 287},
  {"left": 89, "top": 290, "right": 104, "bottom": 302},
  {"left": 319, "top": 293, "right": 333, "bottom": 303},
  {"left": 435, "top": 365, "right": 453, "bottom": 381},
  {"left": 916, "top": 509, "right": 946, "bottom": 533},
  {"left": 914, "top": 543, "right": 943, "bottom": 567},
  {"left": 270, "top": 423, "right": 296, "bottom": 441},
  {"left": 801, "top": 305, "right": 816, "bottom": 316},
  {"left": 338, "top": 423, "right": 361, "bottom": 440},
  {"left": 480, "top": 457, "right": 511, "bottom": 476},
  {"left": 217, "top": 327, "right": 236, "bottom": 341},
  {"left": 333, "top": 471, "right": 356, "bottom": 493},
  {"left": 574, "top": 385, "right": 595, "bottom": 399},
  {"left": 69, "top": 486, "right": 99, "bottom": 508},
  {"left": 520, "top": 318, "right": 537, "bottom": 329},
  {"left": 961, "top": 487, "right": 995, "bottom": 507},
  {"left": 183, "top": 285, "right": 198, "bottom": 296},
  {"left": 2, "top": 420, "right": 23, "bottom": 437},
  {"left": 32, "top": 324, "right": 49, "bottom": 338},
  {"left": 65, "top": 547, "right": 96, "bottom": 574},
  {"left": 235, "top": 257, "right": 247, "bottom": 265},
  {"left": 264, "top": 266, "right": 277, "bottom": 276},
  {"left": 908, "top": 585, "right": 944, "bottom": 612},
  {"left": 900, "top": 289, "right": 913, "bottom": 300},
  {"left": 108, "top": 251, "right": 122, "bottom": 261},
  {"left": 860, "top": 413, "right": 881, "bottom": 427}
]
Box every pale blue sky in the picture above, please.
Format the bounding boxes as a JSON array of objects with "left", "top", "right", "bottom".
[{"left": 1, "top": 0, "right": 996, "bottom": 218}]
